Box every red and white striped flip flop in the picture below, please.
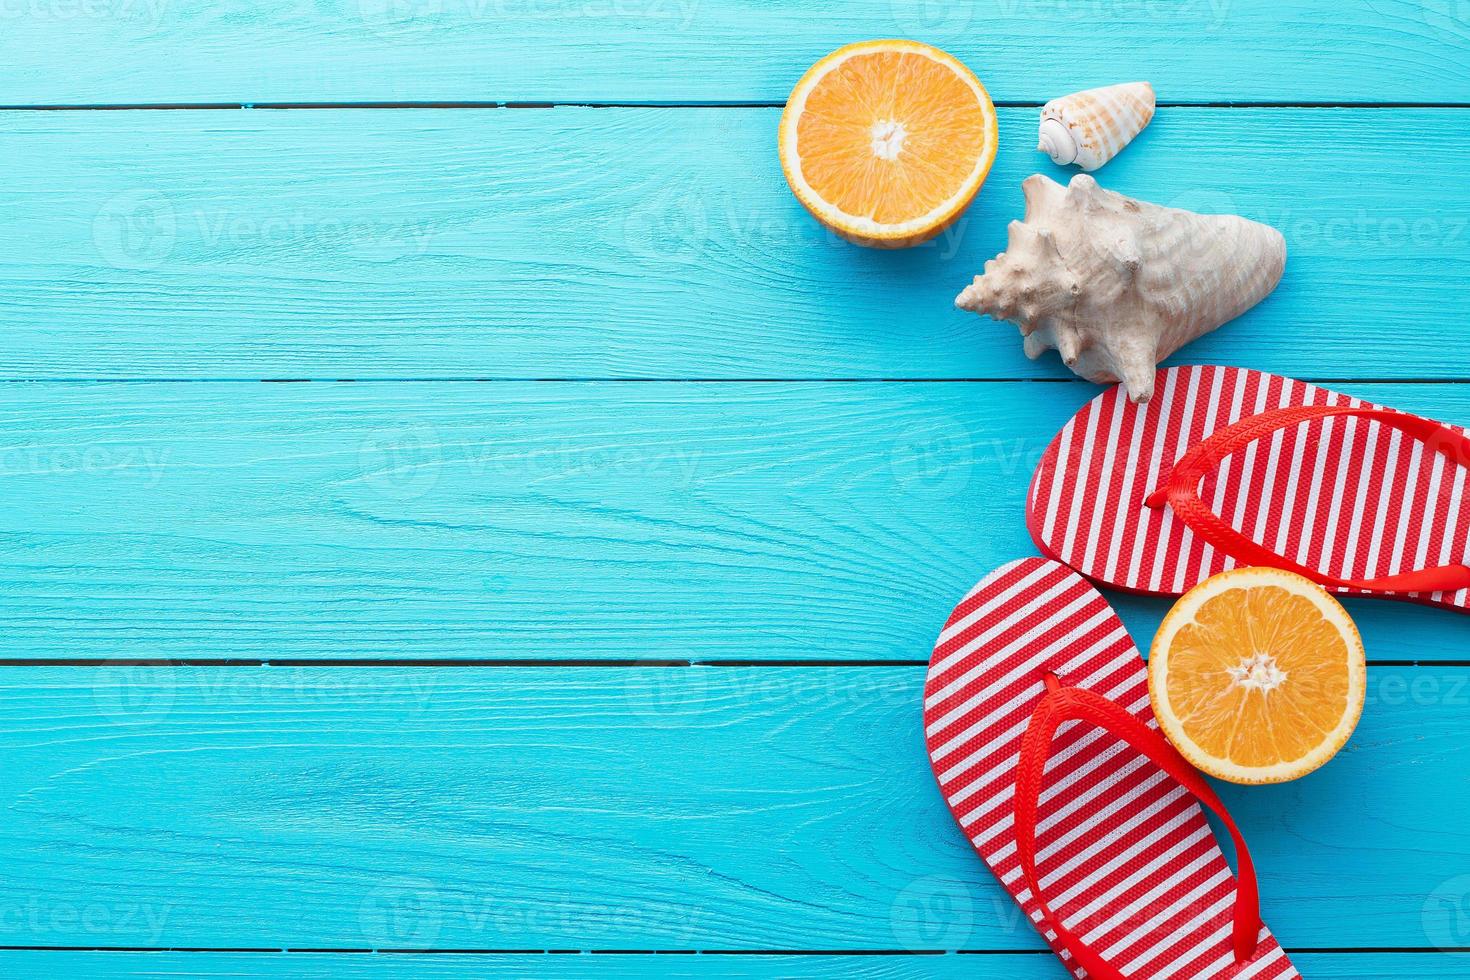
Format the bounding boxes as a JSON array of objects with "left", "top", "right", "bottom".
[
  {"left": 924, "top": 558, "right": 1296, "bottom": 979},
  {"left": 1029, "top": 365, "right": 1470, "bottom": 612}
]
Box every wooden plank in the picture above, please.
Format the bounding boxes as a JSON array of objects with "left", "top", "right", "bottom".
[
  {"left": 0, "top": 951, "right": 1459, "bottom": 979},
  {"left": 3, "top": 381, "right": 1469, "bottom": 662},
  {"left": 5, "top": 107, "right": 1469, "bottom": 382},
  {"left": 0, "top": 666, "right": 1466, "bottom": 950},
  {"left": 0, "top": 1, "right": 1467, "bottom": 104}
]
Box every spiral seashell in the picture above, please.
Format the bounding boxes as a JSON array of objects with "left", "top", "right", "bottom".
[
  {"left": 1038, "top": 82, "right": 1155, "bottom": 171},
  {"left": 956, "top": 174, "right": 1286, "bottom": 403}
]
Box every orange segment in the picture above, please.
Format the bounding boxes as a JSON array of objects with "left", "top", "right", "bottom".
[
  {"left": 778, "top": 40, "right": 997, "bottom": 248},
  {"left": 1149, "top": 567, "right": 1366, "bottom": 784}
]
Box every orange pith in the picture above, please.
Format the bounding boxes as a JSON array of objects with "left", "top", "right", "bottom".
[
  {"left": 778, "top": 41, "right": 997, "bottom": 248},
  {"left": 1149, "top": 568, "right": 1365, "bottom": 785}
]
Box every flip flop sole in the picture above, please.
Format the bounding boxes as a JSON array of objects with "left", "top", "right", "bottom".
[
  {"left": 1028, "top": 365, "right": 1470, "bottom": 612},
  {"left": 924, "top": 558, "right": 1296, "bottom": 979}
]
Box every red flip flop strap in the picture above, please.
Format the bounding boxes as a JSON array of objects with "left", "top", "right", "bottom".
[
  {"left": 1146, "top": 404, "right": 1470, "bottom": 594},
  {"left": 1013, "top": 678, "right": 1261, "bottom": 980}
]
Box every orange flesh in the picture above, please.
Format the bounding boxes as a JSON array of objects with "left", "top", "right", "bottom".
[
  {"left": 795, "top": 51, "right": 990, "bottom": 224},
  {"left": 1165, "top": 585, "right": 1353, "bottom": 768}
]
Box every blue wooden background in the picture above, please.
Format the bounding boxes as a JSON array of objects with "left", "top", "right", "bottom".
[{"left": 2, "top": 3, "right": 1469, "bottom": 977}]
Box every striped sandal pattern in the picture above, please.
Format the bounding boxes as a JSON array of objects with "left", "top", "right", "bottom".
[
  {"left": 1028, "top": 365, "right": 1470, "bottom": 611},
  {"left": 924, "top": 558, "right": 1297, "bottom": 980}
]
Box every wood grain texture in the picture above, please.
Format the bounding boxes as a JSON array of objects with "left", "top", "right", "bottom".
[
  {"left": 4, "top": 381, "right": 1470, "bottom": 662},
  {"left": 6, "top": 4, "right": 1469, "bottom": 975},
  {"left": 0, "top": 0, "right": 1467, "bottom": 104},
  {"left": 0, "top": 666, "right": 1466, "bottom": 950},
  {"left": 6, "top": 107, "right": 1470, "bottom": 381},
  {"left": 0, "top": 951, "right": 1461, "bottom": 979}
]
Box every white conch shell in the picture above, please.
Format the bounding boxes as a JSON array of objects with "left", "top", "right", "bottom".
[
  {"left": 1038, "top": 82, "right": 1155, "bottom": 171},
  {"left": 956, "top": 174, "right": 1286, "bottom": 403}
]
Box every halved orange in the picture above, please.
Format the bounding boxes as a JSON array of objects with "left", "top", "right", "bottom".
[
  {"left": 778, "top": 40, "right": 998, "bottom": 248},
  {"left": 1149, "top": 567, "right": 1366, "bottom": 785}
]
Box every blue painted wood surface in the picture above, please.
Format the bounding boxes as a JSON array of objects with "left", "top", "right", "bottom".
[
  {"left": 2, "top": 1, "right": 1469, "bottom": 976},
  {"left": 0, "top": 952, "right": 1462, "bottom": 978},
  {"left": 4, "top": 107, "right": 1468, "bottom": 381},
  {"left": 6, "top": 951, "right": 1470, "bottom": 978},
  {"left": 0, "top": 0, "right": 1466, "bottom": 104},
  {"left": 1, "top": 667, "right": 1467, "bottom": 950},
  {"left": 1, "top": 381, "right": 1468, "bottom": 663}
]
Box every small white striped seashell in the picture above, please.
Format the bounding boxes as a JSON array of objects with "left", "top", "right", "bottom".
[{"left": 1038, "top": 82, "right": 1155, "bottom": 171}]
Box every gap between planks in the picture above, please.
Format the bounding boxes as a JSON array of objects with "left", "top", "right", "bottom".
[
  {"left": 5, "top": 101, "right": 1470, "bottom": 110},
  {"left": 5, "top": 378, "right": 1470, "bottom": 385},
  {"left": 0, "top": 945, "right": 1462, "bottom": 954},
  {"left": 0, "top": 658, "right": 1457, "bottom": 667}
]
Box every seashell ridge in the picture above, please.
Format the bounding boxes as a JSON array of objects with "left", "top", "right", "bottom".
[
  {"left": 1039, "top": 82, "right": 1155, "bottom": 171},
  {"left": 956, "top": 174, "right": 1286, "bottom": 403}
]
